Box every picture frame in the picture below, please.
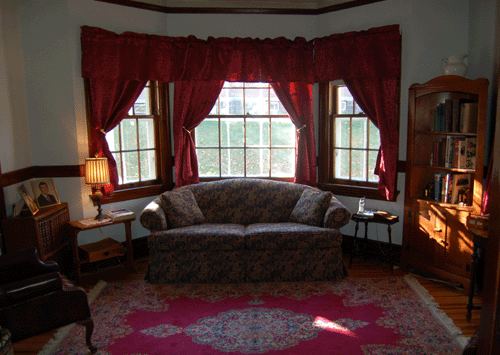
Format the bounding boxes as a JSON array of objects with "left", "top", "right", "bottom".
[
  {"left": 17, "top": 184, "right": 39, "bottom": 215},
  {"left": 30, "top": 178, "right": 61, "bottom": 208}
]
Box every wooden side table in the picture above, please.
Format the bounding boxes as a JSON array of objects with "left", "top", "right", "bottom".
[
  {"left": 67, "top": 217, "right": 135, "bottom": 283},
  {"left": 349, "top": 211, "right": 399, "bottom": 272}
]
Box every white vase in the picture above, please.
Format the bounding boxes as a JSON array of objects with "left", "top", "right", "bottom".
[{"left": 441, "top": 54, "right": 468, "bottom": 77}]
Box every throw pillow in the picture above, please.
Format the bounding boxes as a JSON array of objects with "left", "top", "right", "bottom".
[
  {"left": 290, "top": 189, "right": 333, "bottom": 227},
  {"left": 160, "top": 189, "right": 205, "bottom": 228}
]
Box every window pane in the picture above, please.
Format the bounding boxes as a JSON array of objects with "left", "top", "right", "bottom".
[
  {"left": 140, "top": 150, "right": 156, "bottom": 181},
  {"left": 209, "top": 99, "right": 219, "bottom": 115},
  {"left": 334, "top": 148, "right": 350, "bottom": 179},
  {"left": 351, "top": 150, "right": 367, "bottom": 181},
  {"left": 369, "top": 150, "right": 378, "bottom": 182},
  {"left": 196, "top": 119, "right": 219, "bottom": 147},
  {"left": 197, "top": 149, "right": 220, "bottom": 177},
  {"left": 112, "top": 152, "right": 123, "bottom": 184},
  {"left": 221, "top": 118, "right": 244, "bottom": 147},
  {"left": 121, "top": 119, "right": 138, "bottom": 150},
  {"left": 245, "top": 88, "right": 268, "bottom": 115},
  {"left": 338, "top": 86, "right": 353, "bottom": 114},
  {"left": 335, "top": 117, "right": 350, "bottom": 148},
  {"left": 138, "top": 118, "right": 155, "bottom": 149},
  {"left": 131, "top": 86, "right": 150, "bottom": 115},
  {"left": 270, "top": 90, "right": 287, "bottom": 115},
  {"left": 271, "top": 118, "right": 294, "bottom": 147},
  {"left": 247, "top": 148, "right": 270, "bottom": 176},
  {"left": 271, "top": 148, "right": 294, "bottom": 177},
  {"left": 107, "top": 127, "right": 121, "bottom": 151},
  {"left": 352, "top": 117, "right": 367, "bottom": 149},
  {"left": 354, "top": 101, "right": 365, "bottom": 115},
  {"left": 368, "top": 120, "right": 380, "bottom": 149},
  {"left": 247, "top": 118, "right": 270, "bottom": 147},
  {"left": 227, "top": 88, "right": 244, "bottom": 115},
  {"left": 122, "top": 151, "right": 139, "bottom": 183},
  {"left": 221, "top": 149, "right": 244, "bottom": 176}
]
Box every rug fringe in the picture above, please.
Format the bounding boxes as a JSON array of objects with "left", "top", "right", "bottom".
[
  {"left": 37, "top": 280, "right": 107, "bottom": 355},
  {"left": 403, "top": 274, "right": 470, "bottom": 349}
]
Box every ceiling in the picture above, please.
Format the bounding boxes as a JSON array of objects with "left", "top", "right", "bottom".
[{"left": 98, "top": 0, "right": 385, "bottom": 14}]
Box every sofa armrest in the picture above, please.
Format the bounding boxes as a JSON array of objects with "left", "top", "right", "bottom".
[
  {"left": 0, "top": 272, "right": 63, "bottom": 308},
  {"left": 140, "top": 198, "right": 168, "bottom": 232},
  {"left": 323, "top": 196, "right": 351, "bottom": 229},
  {"left": 0, "top": 247, "right": 60, "bottom": 285}
]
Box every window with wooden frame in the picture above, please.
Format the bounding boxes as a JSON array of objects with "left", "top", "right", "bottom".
[
  {"left": 85, "top": 81, "right": 173, "bottom": 203},
  {"left": 318, "top": 82, "right": 384, "bottom": 200},
  {"left": 194, "top": 82, "right": 296, "bottom": 180}
]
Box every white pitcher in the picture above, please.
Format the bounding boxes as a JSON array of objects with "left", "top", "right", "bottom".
[{"left": 441, "top": 53, "right": 468, "bottom": 77}]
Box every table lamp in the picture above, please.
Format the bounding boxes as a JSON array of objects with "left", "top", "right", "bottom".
[{"left": 85, "top": 156, "right": 110, "bottom": 220}]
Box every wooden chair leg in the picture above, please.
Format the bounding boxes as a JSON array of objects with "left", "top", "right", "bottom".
[{"left": 77, "top": 317, "right": 97, "bottom": 354}]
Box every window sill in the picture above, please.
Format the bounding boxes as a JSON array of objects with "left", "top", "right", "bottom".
[
  {"left": 317, "top": 182, "right": 399, "bottom": 202},
  {"left": 101, "top": 183, "right": 174, "bottom": 204}
]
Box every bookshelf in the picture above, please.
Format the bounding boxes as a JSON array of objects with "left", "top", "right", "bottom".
[{"left": 401, "top": 75, "right": 488, "bottom": 293}]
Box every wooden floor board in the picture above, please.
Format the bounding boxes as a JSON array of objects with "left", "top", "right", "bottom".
[{"left": 12, "top": 257, "right": 479, "bottom": 354}]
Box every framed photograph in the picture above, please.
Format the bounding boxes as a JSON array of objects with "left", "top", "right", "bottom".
[
  {"left": 17, "top": 184, "right": 39, "bottom": 215},
  {"left": 30, "top": 178, "right": 61, "bottom": 208}
]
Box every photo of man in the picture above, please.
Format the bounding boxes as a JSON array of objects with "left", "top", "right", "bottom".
[
  {"left": 31, "top": 179, "right": 60, "bottom": 208},
  {"left": 37, "top": 182, "right": 57, "bottom": 206}
]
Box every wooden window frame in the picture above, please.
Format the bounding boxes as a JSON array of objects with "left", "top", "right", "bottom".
[
  {"left": 84, "top": 80, "right": 173, "bottom": 204},
  {"left": 195, "top": 82, "right": 295, "bottom": 182},
  {"left": 317, "top": 82, "right": 393, "bottom": 201}
]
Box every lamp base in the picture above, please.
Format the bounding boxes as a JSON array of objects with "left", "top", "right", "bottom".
[{"left": 90, "top": 189, "right": 106, "bottom": 220}]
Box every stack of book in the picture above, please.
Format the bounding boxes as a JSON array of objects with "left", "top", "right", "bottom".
[
  {"left": 431, "top": 136, "right": 476, "bottom": 169},
  {"left": 105, "top": 209, "right": 136, "bottom": 221},
  {"left": 433, "top": 173, "right": 471, "bottom": 205},
  {"left": 431, "top": 99, "right": 478, "bottom": 133}
]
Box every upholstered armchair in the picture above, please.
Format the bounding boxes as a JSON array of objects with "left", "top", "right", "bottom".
[{"left": 0, "top": 247, "right": 96, "bottom": 353}]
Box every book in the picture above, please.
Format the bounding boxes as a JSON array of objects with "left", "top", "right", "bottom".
[
  {"left": 464, "top": 137, "right": 477, "bottom": 169},
  {"left": 105, "top": 209, "right": 136, "bottom": 221},
  {"left": 460, "top": 102, "right": 479, "bottom": 133},
  {"left": 457, "top": 139, "right": 467, "bottom": 169},
  {"left": 434, "top": 173, "right": 445, "bottom": 202},
  {"left": 450, "top": 173, "right": 471, "bottom": 205}
]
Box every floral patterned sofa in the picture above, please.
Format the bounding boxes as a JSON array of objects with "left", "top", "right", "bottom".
[{"left": 140, "top": 179, "right": 351, "bottom": 284}]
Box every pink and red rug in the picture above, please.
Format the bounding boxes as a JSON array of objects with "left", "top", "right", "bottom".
[{"left": 41, "top": 276, "right": 464, "bottom": 354}]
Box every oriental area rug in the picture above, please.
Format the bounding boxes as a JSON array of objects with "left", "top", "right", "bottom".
[{"left": 39, "top": 276, "right": 466, "bottom": 355}]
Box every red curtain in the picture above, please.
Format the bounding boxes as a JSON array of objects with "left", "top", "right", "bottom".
[
  {"left": 88, "top": 78, "right": 147, "bottom": 196},
  {"left": 314, "top": 25, "right": 401, "bottom": 200},
  {"left": 173, "top": 80, "right": 225, "bottom": 187},
  {"left": 481, "top": 143, "right": 494, "bottom": 215},
  {"left": 344, "top": 78, "right": 400, "bottom": 200},
  {"left": 271, "top": 82, "right": 316, "bottom": 186}
]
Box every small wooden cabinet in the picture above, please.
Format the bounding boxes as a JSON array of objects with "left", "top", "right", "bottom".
[
  {"left": 401, "top": 76, "right": 489, "bottom": 292},
  {"left": 0, "top": 202, "right": 70, "bottom": 262}
]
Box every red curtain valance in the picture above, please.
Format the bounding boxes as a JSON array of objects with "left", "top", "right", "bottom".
[
  {"left": 313, "top": 25, "right": 401, "bottom": 81},
  {"left": 81, "top": 26, "right": 314, "bottom": 83}
]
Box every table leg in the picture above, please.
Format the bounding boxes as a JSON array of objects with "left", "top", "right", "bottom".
[
  {"left": 124, "top": 221, "right": 135, "bottom": 270},
  {"left": 467, "top": 241, "right": 480, "bottom": 322},
  {"left": 70, "top": 229, "right": 82, "bottom": 283},
  {"left": 363, "top": 221, "right": 369, "bottom": 260},
  {"left": 349, "top": 221, "right": 360, "bottom": 268},
  {"left": 388, "top": 224, "right": 394, "bottom": 273}
]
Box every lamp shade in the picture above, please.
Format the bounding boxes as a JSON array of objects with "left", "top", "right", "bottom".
[{"left": 85, "top": 157, "right": 110, "bottom": 187}]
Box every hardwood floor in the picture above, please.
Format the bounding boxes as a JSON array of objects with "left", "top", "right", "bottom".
[{"left": 12, "top": 257, "right": 479, "bottom": 354}]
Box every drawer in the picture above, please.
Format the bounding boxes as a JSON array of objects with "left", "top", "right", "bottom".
[{"left": 79, "top": 238, "right": 124, "bottom": 263}]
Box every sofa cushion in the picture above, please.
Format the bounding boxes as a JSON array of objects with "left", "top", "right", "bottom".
[
  {"left": 245, "top": 223, "right": 342, "bottom": 250},
  {"left": 148, "top": 224, "right": 246, "bottom": 251},
  {"left": 160, "top": 189, "right": 205, "bottom": 228},
  {"left": 290, "top": 189, "right": 332, "bottom": 226}
]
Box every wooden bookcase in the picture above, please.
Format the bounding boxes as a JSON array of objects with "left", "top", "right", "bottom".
[
  {"left": 401, "top": 75, "right": 489, "bottom": 293},
  {"left": 0, "top": 202, "right": 70, "bottom": 262}
]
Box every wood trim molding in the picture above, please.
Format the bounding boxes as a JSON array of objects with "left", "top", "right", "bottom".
[{"left": 96, "top": 0, "right": 386, "bottom": 15}]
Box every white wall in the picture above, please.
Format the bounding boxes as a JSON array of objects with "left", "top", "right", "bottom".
[{"left": 0, "top": 0, "right": 497, "bottom": 247}]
